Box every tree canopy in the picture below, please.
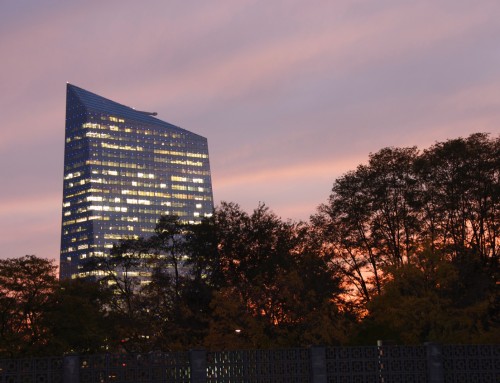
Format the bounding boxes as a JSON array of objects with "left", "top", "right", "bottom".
[{"left": 1, "top": 132, "right": 498, "bottom": 356}]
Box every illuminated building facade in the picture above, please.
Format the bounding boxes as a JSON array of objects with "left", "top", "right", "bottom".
[{"left": 60, "top": 84, "right": 213, "bottom": 279}]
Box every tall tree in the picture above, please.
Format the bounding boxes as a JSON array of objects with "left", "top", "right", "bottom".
[
  {"left": 313, "top": 147, "right": 420, "bottom": 306},
  {"left": 415, "top": 133, "right": 499, "bottom": 265},
  {"left": 0, "top": 255, "right": 58, "bottom": 357},
  {"left": 205, "top": 202, "right": 346, "bottom": 348},
  {"left": 83, "top": 238, "right": 153, "bottom": 352},
  {"left": 314, "top": 133, "right": 499, "bottom": 320}
]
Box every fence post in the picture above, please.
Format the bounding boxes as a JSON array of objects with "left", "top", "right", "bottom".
[
  {"left": 377, "top": 340, "right": 384, "bottom": 383},
  {"left": 189, "top": 349, "right": 206, "bottom": 383},
  {"left": 425, "top": 343, "right": 444, "bottom": 383},
  {"left": 310, "top": 346, "right": 327, "bottom": 383},
  {"left": 63, "top": 355, "right": 80, "bottom": 383}
]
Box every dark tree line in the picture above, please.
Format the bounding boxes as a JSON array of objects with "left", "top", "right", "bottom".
[
  {"left": 1, "top": 133, "right": 498, "bottom": 357},
  {"left": 313, "top": 133, "right": 499, "bottom": 343}
]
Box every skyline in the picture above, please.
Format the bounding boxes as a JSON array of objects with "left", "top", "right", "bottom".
[{"left": 1, "top": 0, "right": 500, "bottom": 263}]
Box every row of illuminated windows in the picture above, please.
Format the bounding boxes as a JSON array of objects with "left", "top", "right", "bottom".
[
  {"left": 121, "top": 189, "right": 171, "bottom": 197},
  {"left": 79, "top": 160, "right": 211, "bottom": 176},
  {"left": 107, "top": 116, "right": 125, "bottom": 123},
  {"left": 63, "top": 187, "right": 106, "bottom": 200},
  {"left": 87, "top": 160, "right": 147, "bottom": 169},
  {"left": 67, "top": 132, "right": 189, "bottom": 149},
  {"left": 66, "top": 176, "right": 177, "bottom": 187},
  {"left": 62, "top": 225, "right": 87, "bottom": 235},
  {"left": 62, "top": 208, "right": 192, "bottom": 238},
  {"left": 63, "top": 202, "right": 201, "bottom": 218},
  {"left": 87, "top": 160, "right": 210, "bottom": 174},
  {"left": 88, "top": 191, "right": 172, "bottom": 199},
  {"left": 64, "top": 188, "right": 210, "bottom": 210},
  {"left": 96, "top": 171, "right": 157, "bottom": 178},
  {"left": 153, "top": 149, "right": 208, "bottom": 158},
  {"left": 61, "top": 209, "right": 204, "bottom": 226},
  {"left": 91, "top": 154, "right": 208, "bottom": 169},
  {"left": 162, "top": 159, "right": 203, "bottom": 167},
  {"left": 101, "top": 142, "right": 144, "bottom": 151},
  {"left": 62, "top": 202, "right": 203, "bottom": 219},
  {"left": 100, "top": 171, "right": 209, "bottom": 183},
  {"left": 72, "top": 270, "right": 156, "bottom": 279},
  {"left": 77, "top": 171, "right": 206, "bottom": 184},
  {"left": 64, "top": 180, "right": 210, "bottom": 195},
  {"left": 62, "top": 243, "right": 89, "bottom": 252},
  {"left": 82, "top": 121, "right": 184, "bottom": 140},
  {"left": 171, "top": 176, "right": 204, "bottom": 183},
  {"left": 92, "top": 204, "right": 131, "bottom": 211},
  {"left": 172, "top": 185, "right": 207, "bottom": 192},
  {"left": 63, "top": 193, "right": 209, "bottom": 210},
  {"left": 68, "top": 234, "right": 89, "bottom": 243},
  {"left": 66, "top": 179, "right": 209, "bottom": 195},
  {"left": 65, "top": 171, "right": 82, "bottom": 180},
  {"left": 63, "top": 191, "right": 204, "bottom": 209}
]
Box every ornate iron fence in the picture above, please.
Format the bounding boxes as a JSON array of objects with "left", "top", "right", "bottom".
[
  {"left": 0, "top": 357, "right": 63, "bottom": 383},
  {"left": 325, "top": 346, "right": 379, "bottom": 382},
  {"left": 442, "top": 344, "right": 499, "bottom": 383},
  {"left": 78, "top": 352, "right": 190, "bottom": 383},
  {"left": 0, "top": 344, "right": 498, "bottom": 383},
  {"left": 206, "top": 348, "right": 311, "bottom": 382}
]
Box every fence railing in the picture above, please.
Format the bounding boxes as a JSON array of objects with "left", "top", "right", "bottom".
[{"left": 0, "top": 344, "right": 498, "bottom": 383}]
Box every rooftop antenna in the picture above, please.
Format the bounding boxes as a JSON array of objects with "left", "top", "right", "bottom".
[{"left": 135, "top": 110, "right": 157, "bottom": 116}]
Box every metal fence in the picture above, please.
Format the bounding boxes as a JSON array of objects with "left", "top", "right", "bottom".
[
  {"left": 0, "top": 344, "right": 498, "bottom": 383},
  {"left": 206, "top": 348, "right": 311, "bottom": 382}
]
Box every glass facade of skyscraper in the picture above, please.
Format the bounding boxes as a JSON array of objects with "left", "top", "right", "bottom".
[{"left": 60, "top": 84, "right": 214, "bottom": 279}]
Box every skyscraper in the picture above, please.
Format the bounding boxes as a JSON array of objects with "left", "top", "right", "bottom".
[{"left": 60, "top": 84, "right": 214, "bottom": 279}]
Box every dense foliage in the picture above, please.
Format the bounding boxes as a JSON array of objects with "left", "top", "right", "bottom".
[
  {"left": 313, "top": 133, "right": 499, "bottom": 343},
  {"left": 1, "top": 133, "right": 498, "bottom": 357}
]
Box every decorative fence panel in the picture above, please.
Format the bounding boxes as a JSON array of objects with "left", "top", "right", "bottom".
[
  {"left": 78, "top": 352, "right": 190, "bottom": 383},
  {"left": 206, "top": 348, "right": 311, "bottom": 383},
  {"left": 378, "top": 345, "right": 427, "bottom": 383},
  {"left": 0, "top": 357, "right": 63, "bottom": 383},
  {"left": 442, "top": 344, "right": 500, "bottom": 383},
  {"left": 1, "top": 344, "right": 498, "bottom": 383},
  {"left": 325, "top": 346, "right": 379, "bottom": 382}
]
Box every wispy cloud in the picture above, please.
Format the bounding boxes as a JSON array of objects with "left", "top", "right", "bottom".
[{"left": 1, "top": 0, "right": 499, "bottom": 261}]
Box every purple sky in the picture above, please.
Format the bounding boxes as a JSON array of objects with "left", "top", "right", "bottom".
[{"left": 1, "top": 0, "right": 500, "bottom": 264}]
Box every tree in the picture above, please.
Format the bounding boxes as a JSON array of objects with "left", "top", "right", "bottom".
[
  {"left": 89, "top": 215, "right": 217, "bottom": 351},
  {"left": 313, "top": 147, "right": 420, "bottom": 307},
  {"left": 83, "top": 237, "right": 154, "bottom": 352},
  {"left": 149, "top": 215, "right": 189, "bottom": 303},
  {"left": 0, "top": 255, "right": 58, "bottom": 357},
  {"left": 314, "top": 133, "right": 499, "bottom": 321},
  {"left": 42, "top": 279, "right": 114, "bottom": 354},
  {"left": 415, "top": 133, "right": 499, "bottom": 265},
  {"left": 205, "top": 202, "right": 347, "bottom": 348},
  {"left": 360, "top": 246, "right": 499, "bottom": 344}
]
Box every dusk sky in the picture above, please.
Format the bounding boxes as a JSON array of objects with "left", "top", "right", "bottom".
[{"left": 1, "top": 0, "right": 500, "bottom": 264}]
